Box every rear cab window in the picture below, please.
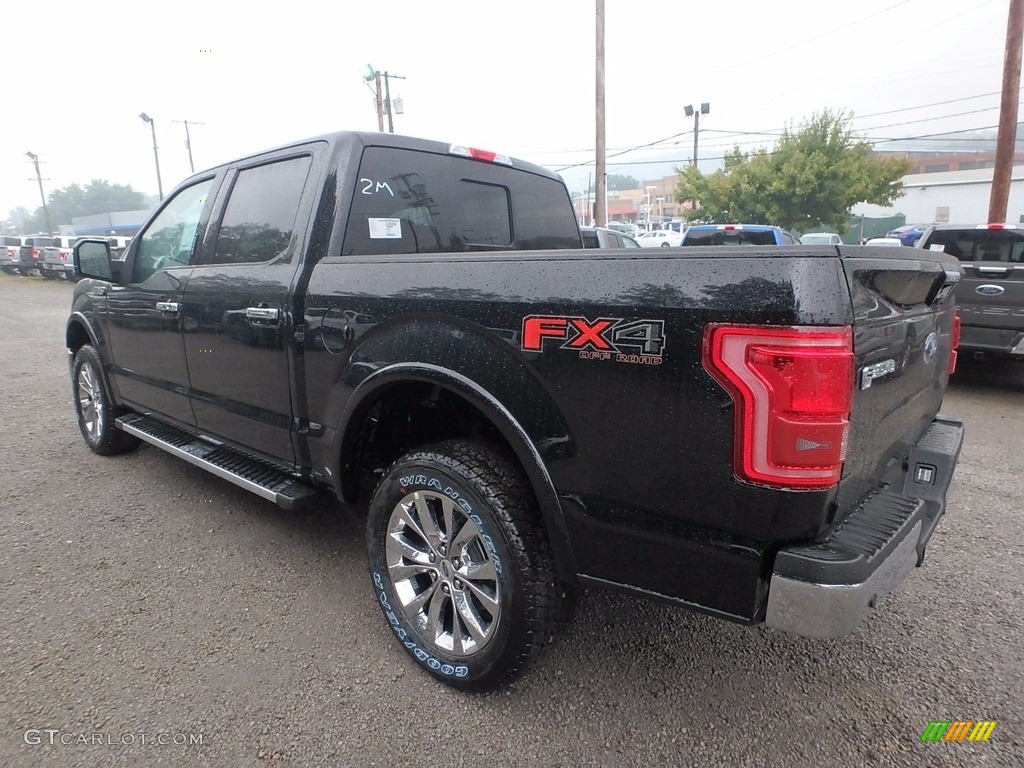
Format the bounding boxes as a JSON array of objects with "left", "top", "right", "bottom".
[
  {"left": 342, "top": 147, "right": 581, "bottom": 256},
  {"left": 926, "top": 229, "right": 1024, "bottom": 263},
  {"left": 683, "top": 228, "right": 779, "bottom": 246}
]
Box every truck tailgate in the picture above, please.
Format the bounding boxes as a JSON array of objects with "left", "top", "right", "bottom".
[{"left": 834, "top": 246, "right": 962, "bottom": 514}]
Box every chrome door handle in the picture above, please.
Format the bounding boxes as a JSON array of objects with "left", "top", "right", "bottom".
[
  {"left": 156, "top": 301, "right": 179, "bottom": 313},
  {"left": 245, "top": 307, "right": 280, "bottom": 322},
  {"left": 975, "top": 265, "right": 1012, "bottom": 276}
]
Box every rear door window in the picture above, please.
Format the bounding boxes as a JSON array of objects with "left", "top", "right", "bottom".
[
  {"left": 342, "top": 147, "right": 580, "bottom": 256},
  {"left": 204, "top": 155, "right": 312, "bottom": 265}
]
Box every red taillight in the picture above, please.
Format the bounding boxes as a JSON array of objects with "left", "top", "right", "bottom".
[
  {"left": 448, "top": 144, "right": 513, "bottom": 166},
  {"left": 59, "top": 249, "right": 70, "bottom": 262},
  {"left": 948, "top": 312, "right": 961, "bottom": 375},
  {"left": 702, "top": 325, "right": 854, "bottom": 490}
]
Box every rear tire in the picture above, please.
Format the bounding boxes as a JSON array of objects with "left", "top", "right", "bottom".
[
  {"left": 366, "top": 440, "right": 568, "bottom": 691},
  {"left": 72, "top": 345, "right": 140, "bottom": 455}
]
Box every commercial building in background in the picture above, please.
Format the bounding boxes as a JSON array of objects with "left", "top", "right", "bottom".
[
  {"left": 68, "top": 209, "right": 152, "bottom": 237},
  {"left": 852, "top": 165, "right": 1024, "bottom": 226}
]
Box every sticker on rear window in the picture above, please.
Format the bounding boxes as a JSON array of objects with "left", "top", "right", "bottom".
[{"left": 368, "top": 218, "right": 402, "bottom": 239}]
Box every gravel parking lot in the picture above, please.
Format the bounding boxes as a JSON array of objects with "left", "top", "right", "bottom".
[{"left": 1, "top": 274, "right": 1021, "bottom": 768}]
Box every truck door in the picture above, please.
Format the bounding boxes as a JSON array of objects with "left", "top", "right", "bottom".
[
  {"left": 181, "top": 148, "right": 320, "bottom": 464},
  {"left": 103, "top": 177, "right": 217, "bottom": 426}
]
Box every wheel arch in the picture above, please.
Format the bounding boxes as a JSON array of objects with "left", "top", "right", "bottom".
[
  {"left": 334, "top": 362, "right": 577, "bottom": 580},
  {"left": 66, "top": 312, "right": 98, "bottom": 354},
  {"left": 66, "top": 312, "right": 122, "bottom": 408}
]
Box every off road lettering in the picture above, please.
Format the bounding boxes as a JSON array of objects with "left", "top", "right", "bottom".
[{"left": 521, "top": 315, "right": 665, "bottom": 360}]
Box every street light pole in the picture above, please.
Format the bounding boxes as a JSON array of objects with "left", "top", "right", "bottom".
[
  {"left": 25, "top": 151, "right": 53, "bottom": 234},
  {"left": 683, "top": 102, "right": 710, "bottom": 168},
  {"left": 139, "top": 113, "right": 164, "bottom": 200}
]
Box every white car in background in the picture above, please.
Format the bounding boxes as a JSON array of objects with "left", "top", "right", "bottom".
[
  {"left": 863, "top": 237, "right": 905, "bottom": 247},
  {"left": 636, "top": 229, "right": 683, "bottom": 247}
]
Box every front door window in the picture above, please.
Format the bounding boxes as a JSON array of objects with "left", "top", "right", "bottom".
[{"left": 134, "top": 179, "right": 215, "bottom": 282}]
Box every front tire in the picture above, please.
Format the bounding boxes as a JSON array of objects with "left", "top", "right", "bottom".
[
  {"left": 367, "top": 440, "right": 567, "bottom": 691},
  {"left": 72, "top": 345, "right": 140, "bottom": 455}
]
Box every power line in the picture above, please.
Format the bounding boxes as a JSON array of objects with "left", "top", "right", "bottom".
[
  {"left": 539, "top": 86, "right": 1021, "bottom": 167},
  {"left": 700, "top": 0, "right": 916, "bottom": 78},
  {"left": 735, "top": 0, "right": 1000, "bottom": 116},
  {"left": 552, "top": 124, "right": 1009, "bottom": 176},
  {"left": 695, "top": 111, "right": 997, "bottom": 150}
]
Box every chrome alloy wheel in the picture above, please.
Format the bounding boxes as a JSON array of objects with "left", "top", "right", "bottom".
[
  {"left": 385, "top": 490, "right": 500, "bottom": 656},
  {"left": 77, "top": 364, "right": 103, "bottom": 440}
]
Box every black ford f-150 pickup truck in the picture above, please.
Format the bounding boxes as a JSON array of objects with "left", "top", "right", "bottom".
[{"left": 68, "top": 131, "right": 964, "bottom": 691}]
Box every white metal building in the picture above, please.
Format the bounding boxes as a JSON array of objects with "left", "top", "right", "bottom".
[{"left": 851, "top": 165, "right": 1024, "bottom": 224}]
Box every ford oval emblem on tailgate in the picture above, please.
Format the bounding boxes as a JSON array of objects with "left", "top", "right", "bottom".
[
  {"left": 923, "top": 332, "right": 939, "bottom": 364},
  {"left": 976, "top": 284, "right": 1005, "bottom": 296}
]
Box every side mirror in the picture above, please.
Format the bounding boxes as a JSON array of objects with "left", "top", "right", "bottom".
[{"left": 73, "top": 239, "right": 119, "bottom": 282}]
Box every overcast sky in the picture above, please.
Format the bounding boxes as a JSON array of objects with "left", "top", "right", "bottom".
[{"left": 1, "top": 0, "right": 1015, "bottom": 222}]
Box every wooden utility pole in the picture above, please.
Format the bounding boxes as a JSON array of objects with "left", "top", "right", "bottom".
[
  {"left": 374, "top": 71, "right": 385, "bottom": 132},
  {"left": 989, "top": 0, "right": 1023, "bottom": 223},
  {"left": 173, "top": 119, "right": 204, "bottom": 173},
  {"left": 595, "top": 0, "right": 607, "bottom": 227},
  {"left": 25, "top": 152, "right": 53, "bottom": 234}
]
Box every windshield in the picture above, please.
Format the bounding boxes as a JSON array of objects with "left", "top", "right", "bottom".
[{"left": 800, "top": 234, "right": 837, "bottom": 245}]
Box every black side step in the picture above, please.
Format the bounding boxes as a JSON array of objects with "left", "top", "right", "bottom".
[{"left": 116, "top": 414, "right": 319, "bottom": 509}]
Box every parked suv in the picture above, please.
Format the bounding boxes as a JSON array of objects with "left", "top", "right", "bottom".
[
  {"left": 916, "top": 223, "right": 1024, "bottom": 362},
  {"left": 1, "top": 236, "right": 21, "bottom": 273},
  {"left": 681, "top": 224, "right": 799, "bottom": 246}
]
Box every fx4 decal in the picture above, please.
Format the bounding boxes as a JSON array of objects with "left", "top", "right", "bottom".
[{"left": 521, "top": 315, "right": 665, "bottom": 365}]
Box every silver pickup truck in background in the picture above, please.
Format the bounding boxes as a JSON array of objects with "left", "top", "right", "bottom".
[{"left": 917, "top": 223, "right": 1024, "bottom": 363}]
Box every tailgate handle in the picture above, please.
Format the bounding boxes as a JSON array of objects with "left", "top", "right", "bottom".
[
  {"left": 246, "top": 306, "right": 280, "bottom": 324},
  {"left": 975, "top": 265, "right": 1012, "bottom": 277}
]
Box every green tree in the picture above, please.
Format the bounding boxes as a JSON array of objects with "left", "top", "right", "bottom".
[
  {"left": 17, "top": 180, "right": 149, "bottom": 233},
  {"left": 607, "top": 174, "right": 640, "bottom": 191},
  {"left": 675, "top": 110, "right": 911, "bottom": 232}
]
